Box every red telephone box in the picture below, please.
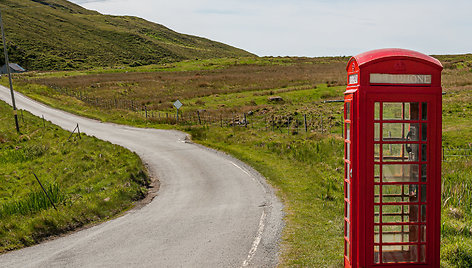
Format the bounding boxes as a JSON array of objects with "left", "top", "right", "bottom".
[{"left": 343, "top": 49, "right": 443, "bottom": 267}]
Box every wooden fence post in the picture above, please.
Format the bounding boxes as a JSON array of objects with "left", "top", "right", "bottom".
[
  {"left": 304, "top": 114, "right": 307, "bottom": 133},
  {"left": 321, "top": 114, "right": 324, "bottom": 133},
  {"left": 287, "top": 117, "right": 290, "bottom": 134}
]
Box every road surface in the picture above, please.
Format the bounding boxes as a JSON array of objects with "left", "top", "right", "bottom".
[{"left": 0, "top": 86, "right": 283, "bottom": 267}]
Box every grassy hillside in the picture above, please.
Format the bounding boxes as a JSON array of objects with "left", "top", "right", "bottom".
[
  {"left": 0, "top": 100, "right": 149, "bottom": 253},
  {"left": 0, "top": 0, "right": 254, "bottom": 70},
  {"left": 3, "top": 54, "right": 472, "bottom": 266}
]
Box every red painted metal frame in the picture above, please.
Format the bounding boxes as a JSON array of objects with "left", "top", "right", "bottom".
[
  {"left": 344, "top": 49, "right": 442, "bottom": 268},
  {"left": 344, "top": 94, "right": 354, "bottom": 268}
]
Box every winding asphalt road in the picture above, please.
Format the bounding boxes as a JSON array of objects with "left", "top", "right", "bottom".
[{"left": 0, "top": 85, "right": 283, "bottom": 267}]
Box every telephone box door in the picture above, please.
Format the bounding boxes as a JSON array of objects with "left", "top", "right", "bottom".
[{"left": 368, "top": 97, "right": 439, "bottom": 266}]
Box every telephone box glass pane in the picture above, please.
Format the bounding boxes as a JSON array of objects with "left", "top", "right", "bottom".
[
  {"left": 409, "top": 103, "right": 420, "bottom": 120},
  {"left": 375, "top": 205, "right": 380, "bottom": 223},
  {"left": 382, "top": 225, "right": 419, "bottom": 243},
  {"left": 382, "top": 245, "right": 418, "bottom": 263},
  {"left": 374, "top": 246, "right": 380, "bottom": 264},
  {"left": 346, "top": 102, "right": 351, "bottom": 120},
  {"left": 410, "top": 205, "right": 420, "bottom": 222},
  {"left": 346, "top": 123, "right": 351, "bottom": 140},
  {"left": 346, "top": 142, "right": 350, "bottom": 161},
  {"left": 374, "top": 225, "right": 380, "bottom": 243},
  {"left": 421, "top": 103, "right": 428, "bottom": 120},
  {"left": 421, "top": 165, "right": 427, "bottom": 182},
  {"left": 382, "top": 144, "right": 419, "bottom": 162},
  {"left": 383, "top": 123, "right": 419, "bottom": 141},
  {"left": 345, "top": 240, "right": 350, "bottom": 258},
  {"left": 347, "top": 182, "right": 351, "bottom": 200},
  {"left": 375, "top": 123, "right": 380, "bottom": 141},
  {"left": 383, "top": 103, "right": 404, "bottom": 120},
  {"left": 375, "top": 164, "right": 380, "bottom": 182},
  {"left": 383, "top": 165, "right": 419, "bottom": 182},
  {"left": 347, "top": 163, "right": 351, "bottom": 180},
  {"left": 345, "top": 201, "right": 348, "bottom": 217},
  {"left": 344, "top": 181, "right": 347, "bottom": 198},
  {"left": 382, "top": 184, "right": 418, "bottom": 203},
  {"left": 374, "top": 185, "right": 380, "bottom": 203},
  {"left": 421, "top": 225, "right": 427, "bottom": 242},
  {"left": 345, "top": 221, "right": 350, "bottom": 238},
  {"left": 421, "top": 123, "right": 427, "bottom": 141},
  {"left": 375, "top": 102, "right": 381, "bottom": 120},
  {"left": 374, "top": 144, "right": 380, "bottom": 161},
  {"left": 382, "top": 205, "right": 419, "bottom": 223},
  {"left": 421, "top": 144, "right": 427, "bottom": 161},
  {"left": 420, "top": 185, "right": 427, "bottom": 202},
  {"left": 421, "top": 205, "right": 427, "bottom": 222},
  {"left": 347, "top": 202, "right": 351, "bottom": 219},
  {"left": 420, "top": 245, "right": 426, "bottom": 262},
  {"left": 383, "top": 102, "right": 419, "bottom": 120}
]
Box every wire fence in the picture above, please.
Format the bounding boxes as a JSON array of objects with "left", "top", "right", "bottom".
[
  {"left": 55, "top": 89, "right": 472, "bottom": 159},
  {"left": 140, "top": 109, "right": 343, "bottom": 135},
  {"left": 443, "top": 147, "right": 472, "bottom": 161},
  {"left": 55, "top": 88, "right": 344, "bottom": 135}
]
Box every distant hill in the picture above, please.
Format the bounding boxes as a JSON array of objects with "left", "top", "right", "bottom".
[{"left": 0, "top": 0, "right": 255, "bottom": 70}]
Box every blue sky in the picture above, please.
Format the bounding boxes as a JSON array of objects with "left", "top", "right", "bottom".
[{"left": 69, "top": 0, "right": 472, "bottom": 57}]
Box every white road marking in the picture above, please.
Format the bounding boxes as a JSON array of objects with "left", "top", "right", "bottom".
[
  {"left": 242, "top": 210, "right": 266, "bottom": 267},
  {"left": 231, "top": 162, "right": 251, "bottom": 177},
  {"left": 232, "top": 161, "right": 266, "bottom": 267}
]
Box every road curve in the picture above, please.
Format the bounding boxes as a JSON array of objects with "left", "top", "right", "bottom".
[{"left": 0, "top": 86, "right": 283, "bottom": 267}]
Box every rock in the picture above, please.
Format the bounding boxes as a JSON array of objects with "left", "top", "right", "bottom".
[{"left": 268, "top": 96, "right": 283, "bottom": 102}]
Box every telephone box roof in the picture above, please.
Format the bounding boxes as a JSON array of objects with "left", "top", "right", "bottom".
[{"left": 348, "top": 48, "right": 443, "bottom": 71}]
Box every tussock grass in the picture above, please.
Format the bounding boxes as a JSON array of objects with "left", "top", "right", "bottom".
[
  {"left": 19, "top": 57, "right": 346, "bottom": 112},
  {"left": 0, "top": 101, "right": 149, "bottom": 253},
  {"left": 0, "top": 183, "right": 64, "bottom": 217},
  {"left": 441, "top": 159, "right": 472, "bottom": 267}
]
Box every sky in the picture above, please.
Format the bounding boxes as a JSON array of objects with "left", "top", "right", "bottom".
[{"left": 69, "top": 0, "right": 472, "bottom": 57}]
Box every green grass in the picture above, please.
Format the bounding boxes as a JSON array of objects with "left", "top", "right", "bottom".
[
  {"left": 1, "top": 182, "right": 64, "bottom": 217},
  {"left": 441, "top": 159, "right": 472, "bottom": 267},
  {"left": 0, "top": 0, "right": 253, "bottom": 70},
  {"left": 3, "top": 55, "right": 472, "bottom": 267},
  {"left": 0, "top": 101, "right": 149, "bottom": 253},
  {"left": 438, "top": 56, "right": 472, "bottom": 266}
]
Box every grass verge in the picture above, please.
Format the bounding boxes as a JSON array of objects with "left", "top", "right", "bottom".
[{"left": 0, "top": 101, "right": 149, "bottom": 253}]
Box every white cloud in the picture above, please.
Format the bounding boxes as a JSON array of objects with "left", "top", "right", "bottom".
[{"left": 69, "top": 0, "right": 472, "bottom": 56}]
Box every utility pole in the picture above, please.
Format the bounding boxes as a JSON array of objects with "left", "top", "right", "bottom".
[{"left": 0, "top": 8, "right": 20, "bottom": 133}]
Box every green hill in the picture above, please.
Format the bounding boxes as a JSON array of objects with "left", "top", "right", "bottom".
[{"left": 0, "top": 0, "right": 255, "bottom": 70}]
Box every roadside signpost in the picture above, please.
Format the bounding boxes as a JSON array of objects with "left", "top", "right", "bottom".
[{"left": 174, "top": 100, "right": 183, "bottom": 121}]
